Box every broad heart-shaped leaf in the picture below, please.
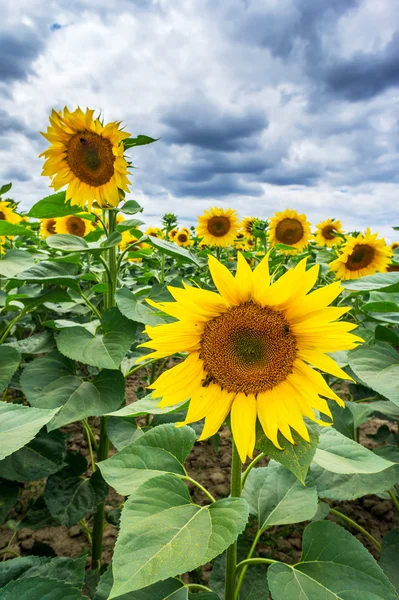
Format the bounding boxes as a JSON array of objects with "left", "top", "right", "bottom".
[
  {"left": 46, "top": 234, "right": 89, "bottom": 252},
  {"left": 0, "top": 250, "right": 34, "bottom": 277},
  {"left": 0, "top": 555, "right": 86, "bottom": 589},
  {"left": 21, "top": 351, "right": 125, "bottom": 430},
  {"left": 256, "top": 421, "right": 319, "bottom": 484},
  {"left": 343, "top": 272, "right": 399, "bottom": 293},
  {"left": 110, "top": 474, "right": 249, "bottom": 597},
  {"left": 116, "top": 287, "right": 165, "bottom": 325},
  {"left": 313, "top": 427, "right": 395, "bottom": 474},
  {"left": 0, "top": 479, "right": 19, "bottom": 524},
  {"left": 144, "top": 235, "right": 200, "bottom": 266},
  {"left": 0, "top": 402, "right": 59, "bottom": 461},
  {"left": 44, "top": 470, "right": 96, "bottom": 527},
  {"left": 310, "top": 462, "right": 399, "bottom": 500},
  {"left": 0, "top": 429, "right": 66, "bottom": 481},
  {"left": 0, "top": 222, "right": 34, "bottom": 237},
  {"left": 107, "top": 417, "right": 142, "bottom": 450},
  {"left": 28, "top": 192, "right": 85, "bottom": 218},
  {"left": 267, "top": 521, "right": 397, "bottom": 600},
  {"left": 121, "top": 200, "right": 143, "bottom": 215},
  {"left": 11, "top": 261, "right": 80, "bottom": 290},
  {"left": 4, "top": 331, "right": 55, "bottom": 355},
  {"left": 380, "top": 529, "right": 399, "bottom": 592},
  {"left": 349, "top": 343, "right": 399, "bottom": 407},
  {"left": 56, "top": 308, "right": 137, "bottom": 369},
  {"left": 94, "top": 565, "right": 184, "bottom": 600},
  {"left": 242, "top": 462, "right": 318, "bottom": 530},
  {"left": 0, "top": 577, "right": 86, "bottom": 600},
  {"left": 98, "top": 424, "right": 196, "bottom": 495},
  {"left": 0, "top": 346, "right": 20, "bottom": 393}
]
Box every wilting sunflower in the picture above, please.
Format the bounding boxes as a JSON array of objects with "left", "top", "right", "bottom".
[
  {"left": 315, "top": 218, "right": 343, "bottom": 247},
  {"left": 40, "top": 218, "right": 58, "bottom": 238},
  {"left": 0, "top": 201, "right": 21, "bottom": 224},
  {"left": 269, "top": 208, "right": 311, "bottom": 253},
  {"left": 197, "top": 207, "right": 240, "bottom": 248},
  {"left": 175, "top": 229, "right": 191, "bottom": 247},
  {"left": 241, "top": 217, "right": 257, "bottom": 237},
  {"left": 169, "top": 228, "right": 178, "bottom": 241},
  {"left": 55, "top": 215, "right": 95, "bottom": 237},
  {"left": 40, "top": 107, "right": 131, "bottom": 210},
  {"left": 145, "top": 226, "right": 163, "bottom": 239},
  {"left": 141, "top": 254, "right": 361, "bottom": 462},
  {"left": 330, "top": 228, "right": 392, "bottom": 280}
]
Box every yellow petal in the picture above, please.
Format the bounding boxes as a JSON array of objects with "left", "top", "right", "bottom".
[{"left": 230, "top": 392, "right": 257, "bottom": 463}]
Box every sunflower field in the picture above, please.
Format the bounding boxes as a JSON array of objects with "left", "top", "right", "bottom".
[{"left": 1, "top": 108, "right": 399, "bottom": 600}]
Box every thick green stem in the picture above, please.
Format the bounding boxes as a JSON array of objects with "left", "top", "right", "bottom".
[
  {"left": 224, "top": 440, "right": 242, "bottom": 600},
  {"left": 91, "top": 416, "right": 109, "bottom": 569}
]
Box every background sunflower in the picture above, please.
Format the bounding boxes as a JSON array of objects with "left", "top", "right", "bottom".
[
  {"left": 330, "top": 228, "right": 392, "bottom": 280},
  {"left": 40, "top": 218, "right": 58, "bottom": 238},
  {"left": 197, "top": 206, "right": 240, "bottom": 247},
  {"left": 314, "top": 218, "right": 343, "bottom": 247},
  {"left": 55, "top": 215, "right": 95, "bottom": 237},
  {"left": 269, "top": 208, "right": 311, "bottom": 254},
  {"left": 0, "top": 201, "right": 22, "bottom": 225}
]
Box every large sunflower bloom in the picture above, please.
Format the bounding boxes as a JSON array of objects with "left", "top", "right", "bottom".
[
  {"left": 39, "top": 218, "right": 58, "bottom": 238},
  {"left": 197, "top": 207, "right": 240, "bottom": 248},
  {"left": 55, "top": 215, "right": 95, "bottom": 238},
  {"left": 40, "top": 107, "right": 131, "bottom": 210},
  {"left": 269, "top": 208, "right": 311, "bottom": 254},
  {"left": 330, "top": 228, "right": 392, "bottom": 280},
  {"left": 141, "top": 254, "right": 362, "bottom": 462},
  {"left": 314, "top": 218, "right": 343, "bottom": 247},
  {"left": 0, "top": 201, "right": 22, "bottom": 225}
]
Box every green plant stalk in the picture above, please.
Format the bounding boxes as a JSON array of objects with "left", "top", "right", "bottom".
[
  {"left": 388, "top": 489, "right": 399, "bottom": 515},
  {"left": 224, "top": 439, "right": 242, "bottom": 600},
  {"left": 0, "top": 310, "right": 27, "bottom": 344},
  {"left": 241, "top": 452, "right": 265, "bottom": 488},
  {"left": 329, "top": 507, "right": 381, "bottom": 550},
  {"left": 234, "top": 529, "right": 263, "bottom": 599}
]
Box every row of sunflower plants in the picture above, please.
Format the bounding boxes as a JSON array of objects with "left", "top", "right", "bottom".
[{"left": 0, "top": 107, "right": 399, "bottom": 600}]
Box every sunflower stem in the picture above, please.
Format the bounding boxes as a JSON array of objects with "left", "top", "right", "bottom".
[
  {"left": 225, "top": 438, "right": 242, "bottom": 600},
  {"left": 329, "top": 507, "right": 381, "bottom": 550}
]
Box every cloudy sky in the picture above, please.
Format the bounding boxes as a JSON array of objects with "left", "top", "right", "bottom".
[{"left": 1, "top": 0, "right": 399, "bottom": 239}]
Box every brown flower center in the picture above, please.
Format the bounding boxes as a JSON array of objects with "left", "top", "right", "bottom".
[
  {"left": 66, "top": 216, "right": 86, "bottom": 237},
  {"left": 0, "top": 212, "right": 5, "bottom": 220},
  {"left": 200, "top": 302, "right": 296, "bottom": 395},
  {"left": 46, "top": 219, "right": 57, "bottom": 234},
  {"left": 177, "top": 233, "right": 188, "bottom": 243},
  {"left": 275, "top": 218, "right": 304, "bottom": 245},
  {"left": 346, "top": 244, "right": 375, "bottom": 271},
  {"left": 207, "top": 216, "right": 231, "bottom": 237},
  {"left": 321, "top": 225, "right": 337, "bottom": 241},
  {"left": 67, "top": 131, "right": 115, "bottom": 187}
]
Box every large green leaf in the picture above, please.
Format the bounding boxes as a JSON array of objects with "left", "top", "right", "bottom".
[
  {"left": 380, "top": 529, "right": 399, "bottom": 592},
  {"left": 94, "top": 565, "right": 184, "bottom": 600},
  {"left": 11, "top": 261, "right": 80, "bottom": 289},
  {"left": 4, "top": 331, "right": 55, "bottom": 355},
  {"left": 46, "top": 234, "right": 90, "bottom": 252},
  {"left": 99, "top": 424, "right": 196, "bottom": 495},
  {"left": 0, "top": 346, "right": 20, "bottom": 393},
  {"left": 56, "top": 308, "right": 137, "bottom": 369},
  {"left": 21, "top": 352, "right": 125, "bottom": 430},
  {"left": 116, "top": 288, "right": 165, "bottom": 325},
  {"left": 110, "top": 474, "right": 248, "bottom": 597},
  {"left": 313, "top": 427, "right": 395, "bottom": 474},
  {"left": 121, "top": 200, "right": 143, "bottom": 215},
  {"left": 349, "top": 343, "right": 399, "bottom": 407},
  {"left": 0, "top": 555, "right": 86, "bottom": 589},
  {"left": 256, "top": 421, "right": 319, "bottom": 484},
  {"left": 0, "top": 250, "right": 34, "bottom": 277},
  {"left": 0, "top": 222, "right": 34, "bottom": 237},
  {"left": 267, "top": 521, "right": 397, "bottom": 600},
  {"left": 144, "top": 235, "right": 199, "bottom": 266},
  {"left": 0, "top": 429, "right": 66, "bottom": 481},
  {"left": 242, "top": 462, "right": 318, "bottom": 530},
  {"left": 0, "top": 479, "right": 18, "bottom": 523},
  {"left": 343, "top": 272, "right": 399, "bottom": 293},
  {"left": 0, "top": 402, "right": 59, "bottom": 461},
  {"left": 28, "top": 192, "right": 85, "bottom": 218},
  {"left": 107, "top": 417, "right": 142, "bottom": 450},
  {"left": 0, "top": 577, "right": 86, "bottom": 600}
]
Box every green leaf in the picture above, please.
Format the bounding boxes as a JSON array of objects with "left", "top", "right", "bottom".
[
  {"left": 12, "top": 261, "right": 80, "bottom": 289},
  {"left": 8, "top": 556, "right": 86, "bottom": 589},
  {"left": 242, "top": 462, "right": 318, "bottom": 530},
  {"left": 375, "top": 325, "right": 399, "bottom": 347},
  {"left": 380, "top": 529, "right": 399, "bottom": 592},
  {"left": 46, "top": 234, "right": 89, "bottom": 252},
  {"left": 21, "top": 352, "right": 125, "bottom": 430},
  {"left": 0, "top": 577, "right": 86, "bottom": 600},
  {"left": 210, "top": 547, "right": 266, "bottom": 599},
  {"left": 106, "top": 394, "right": 184, "bottom": 417},
  {"left": 256, "top": 421, "right": 319, "bottom": 484},
  {"left": 94, "top": 565, "right": 184, "bottom": 600},
  {"left": 0, "top": 183, "right": 12, "bottom": 195},
  {"left": 28, "top": 192, "right": 85, "bottom": 218},
  {"left": 99, "top": 424, "right": 196, "bottom": 495},
  {"left": 56, "top": 308, "right": 137, "bottom": 370},
  {"left": 110, "top": 474, "right": 248, "bottom": 597},
  {"left": 121, "top": 200, "right": 143, "bottom": 215},
  {"left": 343, "top": 272, "right": 399, "bottom": 293},
  {"left": 44, "top": 470, "right": 96, "bottom": 527},
  {"left": 107, "top": 417, "right": 142, "bottom": 450},
  {"left": 267, "top": 521, "right": 397, "bottom": 600},
  {"left": 144, "top": 235, "right": 200, "bottom": 266},
  {"left": 369, "top": 400, "right": 399, "bottom": 420},
  {"left": 313, "top": 427, "right": 395, "bottom": 474},
  {"left": 188, "top": 594, "right": 220, "bottom": 600},
  {"left": 18, "top": 496, "right": 60, "bottom": 530},
  {"left": 349, "top": 343, "right": 399, "bottom": 406},
  {"left": 0, "top": 429, "right": 66, "bottom": 481},
  {"left": 123, "top": 135, "right": 159, "bottom": 149},
  {"left": 0, "top": 222, "right": 34, "bottom": 237},
  {"left": 363, "top": 301, "right": 399, "bottom": 313},
  {"left": 117, "top": 219, "right": 144, "bottom": 232},
  {"left": 0, "top": 346, "right": 20, "bottom": 393},
  {"left": 0, "top": 479, "right": 18, "bottom": 524},
  {"left": 116, "top": 288, "right": 165, "bottom": 325},
  {"left": 5, "top": 331, "right": 55, "bottom": 355},
  {"left": 0, "top": 402, "right": 59, "bottom": 461},
  {"left": 0, "top": 250, "right": 34, "bottom": 277}
]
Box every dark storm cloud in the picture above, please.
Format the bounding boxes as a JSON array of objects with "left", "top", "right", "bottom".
[
  {"left": 0, "top": 28, "right": 44, "bottom": 82},
  {"left": 168, "top": 173, "right": 264, "bottom": 198}
]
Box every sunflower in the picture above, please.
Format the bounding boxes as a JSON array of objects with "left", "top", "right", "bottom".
[
  {"left": 141, "top": 254, "right": 361, "bottom": 462},
  {"left": 330, "top": 228, "right": 392, "bottom": 280},
  {"left": 175, "top": 229, "right": 191, "bottom": 248},
  {"left": 40, "top": 218, "right": 58, "bottom": 238},
  {"left": 145, "top": 226, "right": 163, "bottom": 239},
  {"left": 197, "top": 207, "right": 240, "bottom": 248},
  {"left": 314, "top": 218, "right": 343, "bottom": 247},
  {"left": 269, "top": 208, "right": 311, "bottom": 253},
  {"left": 241, "top": 217, "right": 257, "bottom": 237},
  {"left": 169, "top": 228, "right": 178, "bottom": 241},
  {"left": 390, "top": 242, "right": 399, "bottom": 253},
  {"left": 40, "top": 107, "right": 131, "bottom": 210},
  {"left": 55, "top": 215, "right": 95, "bottom": 237},
  {"left": 0, "top": 201, "right": 22, "bottom": 225}
]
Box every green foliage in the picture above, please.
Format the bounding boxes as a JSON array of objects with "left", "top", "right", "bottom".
[
  {"left": 28, "top": 192, "right": 85, "bottom": 218},
  {"left": 0, "top": 346, "right": 20, "bottom": 393},
  {"left": 349, "top": 343, "right": 399, "bottom": 406}
]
